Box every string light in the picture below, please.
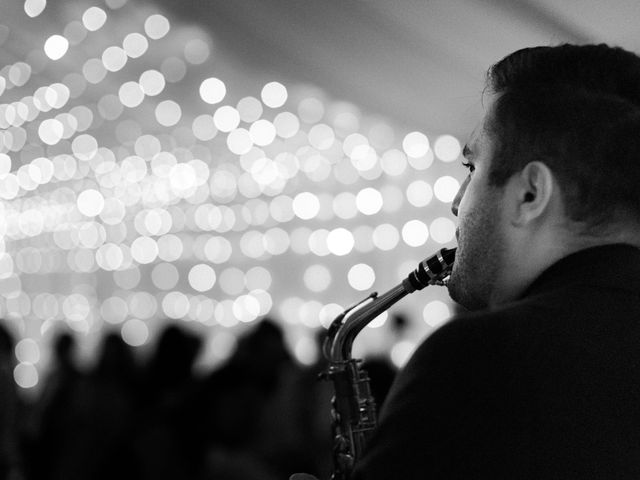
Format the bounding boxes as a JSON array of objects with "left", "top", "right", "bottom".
[
  {"left": 434, "top": 176, "right": 460, "bottom": 203},
  {"left": 434, "top": 134, "right": 461, "bottom": 162},
  {"left": 347, "top": 263, "right": 375, "bottom": 291},
  {"left": 44, "top": 35, "right": 69, "bottom": 60},
  {"left": 24, "top": 0, "right": 46, "bottom": 18},
  {"left": 0, "top": 1, "right": 463, "bottom": 389},
  {"left": 423, "top": 300, "right": 451, "bottom": 328},
  {"left": 402, "top": 131, "right": 430, "bottom": 158},
  {"left": 82, "top": 7, "right": 107, "bottom": 32}
]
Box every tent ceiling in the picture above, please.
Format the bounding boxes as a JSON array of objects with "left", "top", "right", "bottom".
[{"left": 153, "top": 0, "right": 640, "bottom": 138}]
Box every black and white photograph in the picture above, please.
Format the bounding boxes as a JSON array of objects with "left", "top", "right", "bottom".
[{"left": 0, "top": 1, "right": 639, "bottom": 479}]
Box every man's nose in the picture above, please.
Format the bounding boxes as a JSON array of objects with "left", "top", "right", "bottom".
[
  {"left": 451, "top": 177, "right": 468, "bottom": 217},
  {"left": 451, "top": 196, "right": 460, "bottom": 217}
]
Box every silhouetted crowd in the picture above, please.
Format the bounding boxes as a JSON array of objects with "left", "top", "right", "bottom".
[{"left": 0, "top": 318, "right": 398, "bottom": 480}]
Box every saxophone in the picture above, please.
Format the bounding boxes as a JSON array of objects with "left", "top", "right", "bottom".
[{"left": 321, "top": 247, "right": 456, "bottom": 480}]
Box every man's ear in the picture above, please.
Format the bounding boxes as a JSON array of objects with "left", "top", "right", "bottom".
[{"left": 510, "top": 161, "right": 555, "bottom": 227}]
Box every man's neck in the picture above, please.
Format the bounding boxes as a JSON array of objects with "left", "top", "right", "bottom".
[{"left": 488, "top": 231, "right": 586, "bottom": 308}]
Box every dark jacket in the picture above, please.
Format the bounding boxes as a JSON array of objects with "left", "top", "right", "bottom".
[{"left": 352, "top": 244, "right": 640, "bottom": 479}]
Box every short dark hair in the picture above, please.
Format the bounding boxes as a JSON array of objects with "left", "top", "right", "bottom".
[{"left": 485, "top": 44, "right": 640, "bottom": 227}]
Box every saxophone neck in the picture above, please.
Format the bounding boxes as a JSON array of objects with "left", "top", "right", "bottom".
[
  {"left": 327, "top": 283, "right": 409, "bottom": 363},
  {"left": 323, "top": 247, "right": 456, "bottom": 364}
]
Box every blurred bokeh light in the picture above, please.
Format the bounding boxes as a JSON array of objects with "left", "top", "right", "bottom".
[{"left": 0, "top": 0, "right": 464, "bottom": 388}]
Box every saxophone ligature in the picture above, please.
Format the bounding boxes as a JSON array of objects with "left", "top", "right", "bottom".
[{"left": 321, "top": 247, "right": 456, "bottom": 480}]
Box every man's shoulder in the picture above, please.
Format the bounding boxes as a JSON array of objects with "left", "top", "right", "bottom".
[
  {"left": 415, "top": 279, "right": 640, "bottom": 377},
  {"left": 434, "top": 275, "right": 632, "bottom": 343},
  {"left": 403, "top": 304, "right": 528, "bottom": 379},
  {"left": 409, "top": 289, "right": 583, "bottom": 375},
  {"left": 425, "top": 298, "right": 542, "bottom": 350}
]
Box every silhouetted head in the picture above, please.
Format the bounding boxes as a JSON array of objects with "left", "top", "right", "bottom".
[{"left": 148, "top": 323, "right": 202, "bottom": 386}]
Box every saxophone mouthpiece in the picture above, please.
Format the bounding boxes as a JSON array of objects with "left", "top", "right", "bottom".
[{"left": 404, "top": 247, "right": 456, "bottom": 292}]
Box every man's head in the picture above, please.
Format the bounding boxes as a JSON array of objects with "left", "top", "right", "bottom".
[{"left": 447, "top": 44, "right": 640, "bottom": 310}]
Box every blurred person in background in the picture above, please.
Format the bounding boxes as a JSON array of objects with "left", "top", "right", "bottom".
[
  {"left": 29, "top": 331, "right": 140, "bottom": 480},
  {"left": 196, "top": 318, "right": 305, "bottom": 480},
  {"left": 26, "top": 332, "right": 80, "bottom": 480},
  {"left": 0, "top": 324, "right": 23, "bottom": 480},
  {"left": 134, "top": 324, "right": 202, "bottom": 480}
]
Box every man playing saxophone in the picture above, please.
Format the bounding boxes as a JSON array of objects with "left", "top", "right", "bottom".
[{"left": 349, "top": 43, "right": 640, "bottom": 479}]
